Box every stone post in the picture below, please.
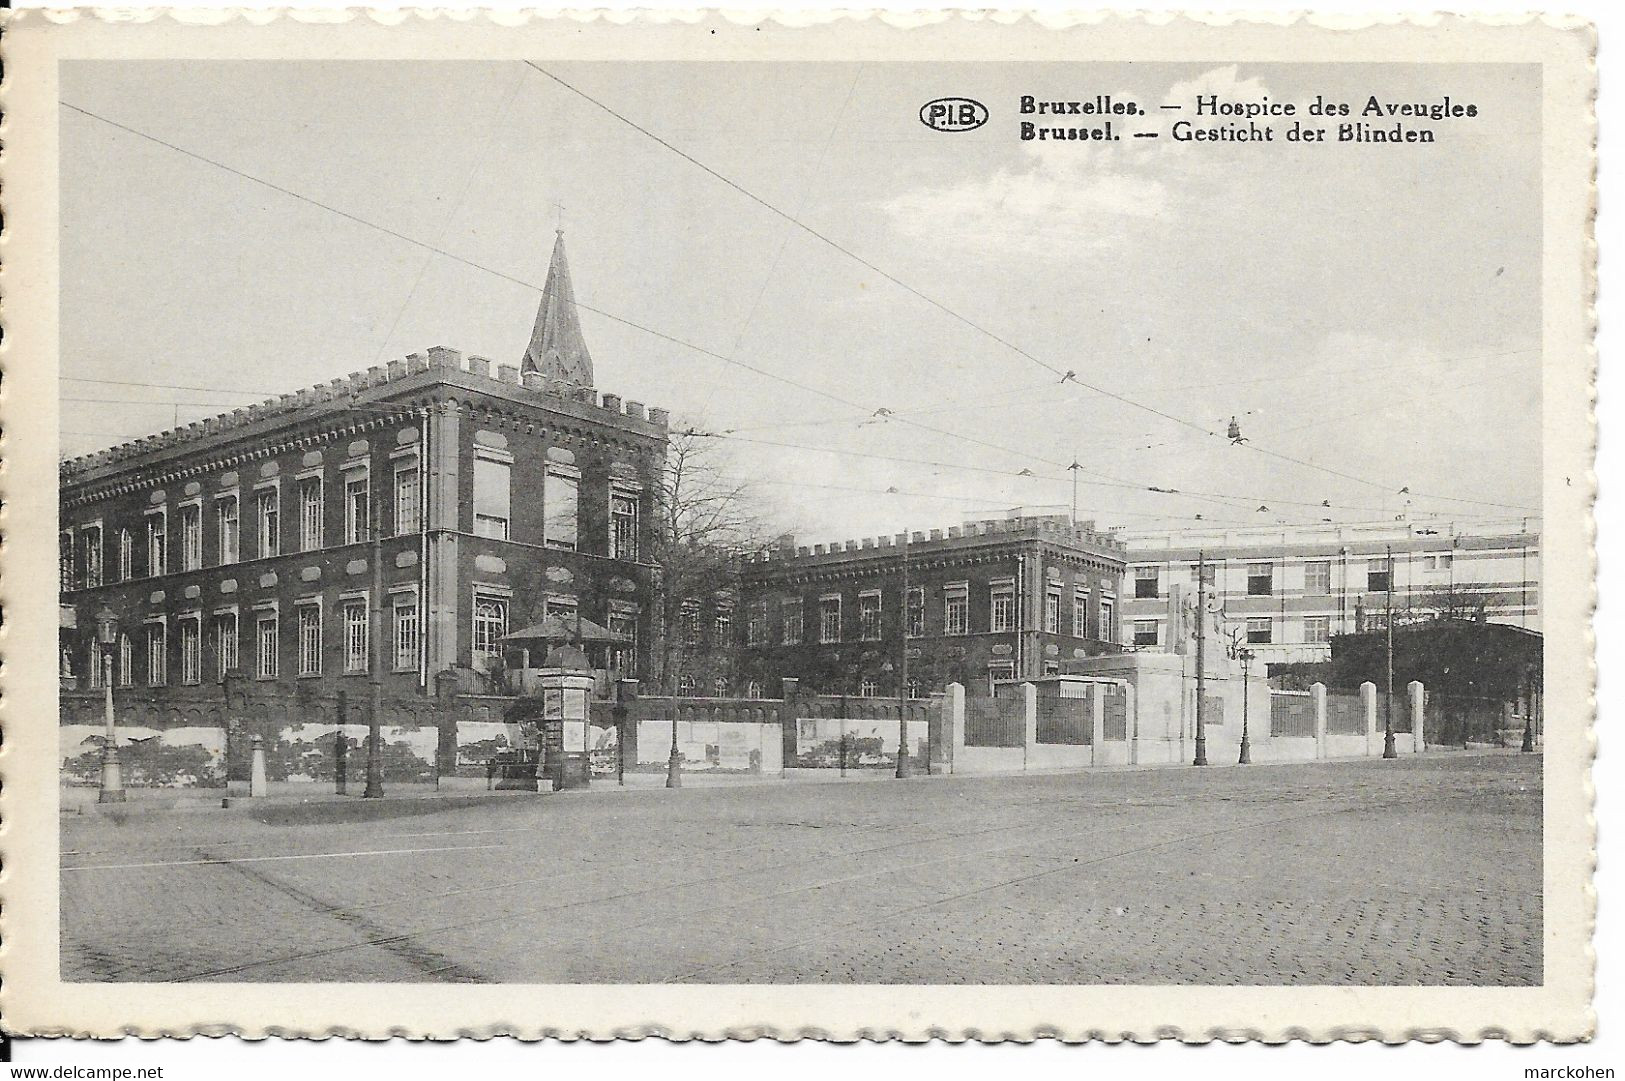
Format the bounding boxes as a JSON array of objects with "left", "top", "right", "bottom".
[
  {"left": 249, "top": 734, "right": 267, "bottom": 798},
  {"left": 946, "top": 682, "right": 966, "bottom": 775},
  {"left": 1409, "top": 681, "right": 1426, "bottom": 751},
  {"left": 1311, "top": 682, "right": 1328, "bottom": 760},
  {"left": 1021, "top": 682, "right": 1038, "bottom": 772},
  {"left": 1124, "top": 683, "right": 1139, "bottom": 766},
  {"left": 1090, "top": 683, "right": 1107, "bottom": 767},
  {"left": 1360, "top": 681, "right": 1379, "bottom": 757},
  {"left": 780, "top": 677, "right": 801, "bottom": 775}
]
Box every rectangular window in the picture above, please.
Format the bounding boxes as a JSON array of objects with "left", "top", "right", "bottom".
[
  {"left": 1367, "top": 559, "right": 1392, "bottom": 592},
  {"left": 1098, "top": 598, "right": 1115, "bottom": 643},
  {"left": 180, "top": 504, "right": 202, "bottom": 571},
  {"left": 1304, "top": 616, "right": 1331, "bottom": 645},
  {"left": 87, "top": 642, "right": 105, "bottom": 689},
  {"left": 906, "top": 587, "right": 925, "bottom": 638},
  {"left": 473, "top": 594, "right": 508, "bottom": 669},
  {"left": 394, "top": 463, "right": 421, "bottom": 536},
  {"left": 1304, "top": 560, "right": 1332, "bottom": 596},
  {"left": 82, "top": 525, "right": 103, "bottom": 588},
  {"left": 859, "top": 591, "right": 882, "bottom": 640},
  {"left": 256, "top": 613, "right": 279, "bottom": 679},
  {"left": 1191, "top": 561, "right": 1216, "bottom": 586},
  {"left": 118, "top": 633, "right": 133, "bottom": 687},
  {"left": 1247, "top": 562, "right": 1273, "bottom": 596},
  {"left": 682, "top": 601, "right": 703, "bottom": 646},
  {"left": 544, "top": 465, "right": 578, "bottom": 549},
  {"left": 393, "top": 594, "right": 419, "bottom": 670},
  {"left": 297, "top": 604, "right": 323, "bottom": 676},
  {"left": 988, "top": 661, "right": 1015, "bottom": 684},
  {"left": 146, "top": 511, "right": 167, "bottom": 577},
  {"left": 746, "top": 604, "right": 766, "bottom": 647},
  {"left": 297, "top": 476, "right": 323, "bottom": 552},
  {"left": 714, "top": 605, "right": 733, "bottom": 644},
  {"left": 1045, "top": 587, "right": 1062, "bottom": 634},
  {"left": 344, "top": 474, "right": 371, "bottom": 545},
  {"left": 257, "top": 487, "right": 281, "bottom": 557},
  {"left": 216, "top": 496, "right": 239, "bottom": 565},
  {"left": 342, "top": 600, "right": 369, "bottom": 673},
  {"left": 145, "top": 623, "right": 167, "bottom": 687},
  {"left": 944, "top": 586, "right": 968, "bottom": 637},
  {"left": 1133, "top": 620, "right": 1159, "bottom": 647},
  {"left": 990, "top": 583, "right": 1016, "bottom": 633},
  {"left": 1246, "top": 617, "right": 1273, "bottom": 644},
  {"left": 819, "top": 596, "right": 842, "bottom": 643},
  {"left": 1072, "top": 588, "right": 1090, "bottom": 638},
  {"left": 473, "top": 452, "right": 511, "bottom": 540},
  {"left": 179, "top": 617, "right": 201, "bottom": 685},
  {"left": 214, "top": 612, "right": 239, "bottom": 681},
  {"left": 610, "top": 489, "right": 639, "bottom": 560},
  {"left": 1134, "top": 566, "right": 1160, "bottom": 599},
  {"left": 608, "top": 610, "right": 638, "bottom": 675},
  {"left": 61, "top": 530, "right": 76, "bottom": 591},
  {"left": 118, "top": 528, "right": 133, "bottom": 582},
  {"left": 782, "top": 598, "right": 804, "bottom": 644}
]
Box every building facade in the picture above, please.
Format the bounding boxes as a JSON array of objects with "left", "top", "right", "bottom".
[
  {"left": 1115, "top": 519, "right": 1542, "bottom": 665},
  {"left": 735, "top": 513, "right": 1128, "bottom": 698},
  {"left": 59, "top": 233, "right": 667, "bottom": 705}
]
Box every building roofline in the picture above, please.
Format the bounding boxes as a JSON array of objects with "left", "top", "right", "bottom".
[
  {"left": 743, "top": 515, "right": 1126, "bottom": 574},
  {"left": 60, "top": 346, "right": 669, "bottom": 487}
]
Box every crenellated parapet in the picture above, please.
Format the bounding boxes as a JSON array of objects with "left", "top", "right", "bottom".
[{"left": 60, "top": 345, "right": 670, "bottom": 484}]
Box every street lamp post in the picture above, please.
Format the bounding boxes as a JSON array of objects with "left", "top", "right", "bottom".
[
  {"left": 1193, "top": 551, "right": 1209, "bottom": 767},
  {"left": 95, "top": 605, "right": 125, "bottom": 804},
  {"left": 1237, "top": 647, "right": 1253, "bottom": 766},
  {"left": 895, "top": 532, "right": 911, "bottom": 779},
  {"left": 1383, "top": 543, "right": 1398, "bottom": 760}
]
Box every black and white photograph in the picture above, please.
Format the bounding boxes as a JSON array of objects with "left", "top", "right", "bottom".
[{"left": 1, "top": 11, "right": 1595, "bottom": 1045}]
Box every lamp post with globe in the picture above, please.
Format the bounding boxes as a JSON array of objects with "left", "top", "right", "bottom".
[{"left": 95, "top": 605, "right": 126, "bottom": 804}]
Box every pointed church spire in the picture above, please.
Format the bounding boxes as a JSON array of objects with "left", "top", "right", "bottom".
[{"left": 522, "top": 230, "right": 595, "bottom": 388}]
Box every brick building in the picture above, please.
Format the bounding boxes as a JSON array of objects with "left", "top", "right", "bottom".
[
  {"left": 1116, "top": 518, "right": 1542, "bottom": 665},
  {"left": 735, "top": 512, "right": 1128, "bottom": 698},
  {"left": 58, "top": 232, "right": 667, "bottom": 707}
]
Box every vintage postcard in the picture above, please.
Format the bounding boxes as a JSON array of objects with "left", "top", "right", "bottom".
[{"left": 0, "top": 11, "right": 1596, "bottom": 1042}]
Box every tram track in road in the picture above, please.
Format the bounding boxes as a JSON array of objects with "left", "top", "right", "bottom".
[
  {"left": 162, "top": 789, "right": 1205, "bottom": 981},
  {"left": 161, "top": 785, "right": 1447, "bottom": 983},
  {"left": 667, "top": 791, "right": 1474, "bottom": 983}
]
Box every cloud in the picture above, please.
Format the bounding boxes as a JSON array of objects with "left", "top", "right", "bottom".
[{"left": 880, "top": 66, "right": 1276, "bottom": 259}]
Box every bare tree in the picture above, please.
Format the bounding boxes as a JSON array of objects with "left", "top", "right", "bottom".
[{"left": 649, "top": 428, "right": 782, "bottom": 695}]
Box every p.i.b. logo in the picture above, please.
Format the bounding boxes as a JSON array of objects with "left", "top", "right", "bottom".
[{"left": 919, "top": 97, "right": 989, "bottom": 132}]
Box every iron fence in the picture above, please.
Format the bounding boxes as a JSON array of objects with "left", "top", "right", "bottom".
[
  {"left": 964, "top": 695, "right": 1026, "bottom": 748},
  {"left": 1269, "top": 691, "right": 1316, "bottom": 738},
  {"left": 1036, "top": 696, "right": 1090, "bottom": 745}
]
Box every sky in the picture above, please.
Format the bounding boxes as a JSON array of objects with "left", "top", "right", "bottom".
[{"left": 59, "top": 60, "right": 1543, "bottom": 544}]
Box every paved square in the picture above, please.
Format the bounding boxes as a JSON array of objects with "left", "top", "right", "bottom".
[{"left": 60, "top": 753, "right": 1541, "bottom": 984}]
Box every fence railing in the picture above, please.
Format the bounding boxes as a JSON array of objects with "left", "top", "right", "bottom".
[
  {"left": 1325, "top": 692, "right": 1366, "bottom": 735},
  {"left": 965, "top": 695, "right": 1026, "bottom": 748},
  {"left": 1102, "top": 688, "right": 1128, "bottom": 742},
  {"left": 1269, "top": 690, "right": 1316, "bottom": 739},
  {"left": 1036, "top": 696, "right": 1091, "bottom": 745}
]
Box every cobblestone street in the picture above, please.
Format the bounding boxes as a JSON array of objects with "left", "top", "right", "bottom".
[{"left": 60, "top": 753, "right": 1542, "bottom": 985}]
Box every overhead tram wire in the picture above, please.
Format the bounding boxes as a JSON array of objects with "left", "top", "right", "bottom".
[
  {"left": 522, "top": 61, "right": 1217, "bottom": 439},
  {"left": 60, "top": 99, "right": 1087, "bottom": 489},
  {"left": 520, "top": 62, "right": 1538, "bottom": 516},
  {"left": 64, "top": 98, "right": 1532, "bottom": 520}
]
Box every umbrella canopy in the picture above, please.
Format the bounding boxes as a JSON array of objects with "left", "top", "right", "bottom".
[{"left": 500, "top": 614, "right": 626, "bottom": 645}]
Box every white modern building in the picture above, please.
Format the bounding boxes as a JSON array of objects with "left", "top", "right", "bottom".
[{"left": 1114, "top": 518, "right": 1541, "bottom": 665}]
